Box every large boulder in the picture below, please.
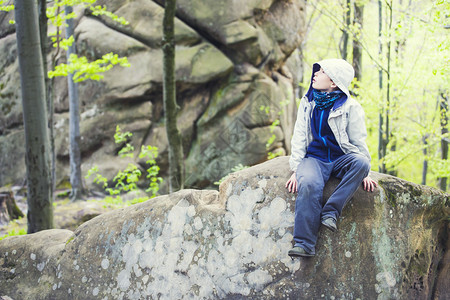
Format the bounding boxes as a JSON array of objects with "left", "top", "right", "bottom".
[
  {"left": 1, "top": 157, "right": 448, "bottom": 299},
  {"left": 0, "top": 0, "right": 305, "bottom": 191}
]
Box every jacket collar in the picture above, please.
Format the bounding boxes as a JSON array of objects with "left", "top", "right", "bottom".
[
  {"left": 332, "top": 93, "right": 347, "bottom": 110},
  {"left": 305, "top": 66, "right": 348, "bottom": 111}
]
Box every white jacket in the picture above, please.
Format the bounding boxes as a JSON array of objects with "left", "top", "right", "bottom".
[{"left": 289, "top": 59, "right": 371, "bottom": 172}]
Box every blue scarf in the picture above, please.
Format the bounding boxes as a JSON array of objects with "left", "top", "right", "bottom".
[{"left": 312, "top": 89, "right": 344, "bottom": 110}]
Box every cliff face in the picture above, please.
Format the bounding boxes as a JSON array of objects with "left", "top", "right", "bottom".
[
  {"left": 1, "top": 157, "right": 448, "bottom": 299},
  {"left": 0, "top": 0, "right": 305, "bottom": 190}
]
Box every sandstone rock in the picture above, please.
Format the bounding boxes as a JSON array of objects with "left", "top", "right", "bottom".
[
  {"left": 0, "top": 10, "right": 14, "bottom": 38},
  {"left": 53, "top": 200, "right": 117, "bottom": 231},
  {"left": 221, "top": 20, "right": 259, "bottom": 45},
  {"left": 168, "top": 0, "right": 304, "bottom": 66},
  {"left": 0, "top": 157, "right": 448, "bottom": 299},
  {"left": 76, "top": 17, "right": 149, "bottom": 59},
  {"left": 0, "top": 195, "right": 120, "bottom": 237},
  {"left": 185, "top": 71, "right": 293, "bottom": 187},
  {"left": 0, "top": 35, "right": 21, "bottom": 134},
  {"left": 0, "top": 190, "right": 23, "bottom": 226},
  {"left": 0, "top": 0, "right": 302, "bottom": 192},
  {"left": 94, "top": 0, "right": 201, "bottom": 48},
  {"left": 0, "top": 130, "right": 26, "bottom": 186}
]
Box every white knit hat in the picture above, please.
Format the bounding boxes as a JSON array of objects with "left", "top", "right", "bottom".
[{"left": 314, "top": 59, "right": 355, "bottom": 98}]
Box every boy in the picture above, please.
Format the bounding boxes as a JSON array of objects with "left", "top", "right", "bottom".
[{"left": 285, "top": 58, "right": 377, "bottom": 258}]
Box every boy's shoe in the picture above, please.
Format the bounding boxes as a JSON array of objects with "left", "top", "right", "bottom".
[
  {"left": 288, "top": 247, "right": 315, "bottom": 258},
  {"left": 321, "top": 218, "right": 337, "bottom": 232}
]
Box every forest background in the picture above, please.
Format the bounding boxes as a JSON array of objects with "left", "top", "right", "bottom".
[
  {"left": 0, "top": 0, "right": 448, "bottom": 213},
  {"left": 304, "top": 0, "right": 449, "bottom": 191}
]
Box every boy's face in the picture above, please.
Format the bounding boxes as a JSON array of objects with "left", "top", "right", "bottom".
[{"left": 312, "top": 68, "right": 337, "bottom": 92}]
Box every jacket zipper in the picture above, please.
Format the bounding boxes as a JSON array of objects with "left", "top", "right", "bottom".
[{"left": 318, "top": 110, "right": 332, "bottom": 162}]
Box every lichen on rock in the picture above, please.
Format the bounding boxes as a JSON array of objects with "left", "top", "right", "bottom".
[{"left": 1, "top": 157, "right": 448, "bottom": 299}]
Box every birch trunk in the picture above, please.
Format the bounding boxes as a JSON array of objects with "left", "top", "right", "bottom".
[
  {"left": 14, "top": 0, "right": 53, "bottom": 232},
  {"left": 66, "top": 6, "right": 84, "bottom": 201},
  {"left": 38, "top": 0, "right": 57, "bottom": 196},
  {"left": 352, "top": 2, "right": 364, "bottom": 81},
  {"left": 377, "top": 0, "right": 386, "bottom": 173},
  {"left": 438, "top": 92, "right": 448, "bottom": 191},
  {"left": 340, "top": 0, "right": 351, "bottom": 60}
]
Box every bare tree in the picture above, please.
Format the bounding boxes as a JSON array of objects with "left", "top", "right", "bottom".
[
  {"left": 352, "top": 0, "right": 364, "bottom": 81},
  {"left": 422, "top": 134, "right": 429, "bottom": 185},
  {"left": 340, "top": 0, "right": 351, "bottom": 60},
  {"left": 38, "top": 0, "right": 58, "bottom": 197},
  {"left": 38, "top": 0, "right": 59, "bottom": 200},
  {"left": 378, "top": 0, "right": 395, "bottom": 175},
  {"left": 378, "top": 0, "right": 386, "bottom": 173},
  {"left": 65, "top": 5, "right": 84, "bottom": 201},
  {"left": 14, "top": 0, "right": 54, "bottom": 232},
  {"left": 163, "top": 0, "right": 184, "bottom": 192},
  {"left": 438, "top": 91, "right": 448, "bottom": 191}
]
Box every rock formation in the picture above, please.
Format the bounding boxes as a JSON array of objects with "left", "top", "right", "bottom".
[
  {"left": 0, "top": 0, "right": 305, "bottom": 191},
  {"left": 1, "top": 157, "right": 448, "bottom": 299}
]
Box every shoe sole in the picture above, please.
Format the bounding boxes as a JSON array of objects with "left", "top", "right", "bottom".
[
  {"left": 321, "top": 221, "right": 337, "bottom": 232},
  {"left": 288, "top": 251, "right": 315, "bottom": 258}
]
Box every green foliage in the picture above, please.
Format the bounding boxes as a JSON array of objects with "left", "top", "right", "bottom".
[
  {"left": 0, "top": 0, "right": 14, "bottom": 23},
  {"left": 304, "top": 0, "right": 450, "bottom": 190},
  {"left": 48, "top": 53, "right": 130, "bottom": 82},
  {"left": 85, "top": 165, "right": 108, "bottom": 188},
  {"left": 267, "top": 148, "right": 284, "bottom": 160},
  {"left": 214, "top": 164, "right": 249, "bottom": 186},
  {"left": 129, "top": 196, "right": 150, "bottom": 205},
  {"left": 55, "top": 35, "right": 75, "bottom": 51},
  {"left": 259, "top": 105, "right": 271, "bottom": 115},
  {"left": 89, "top": 4, "right": 129, "bottom": 25},
  {"left": 114, "top": 125, "right": 134, "bottom": 158},
  {"left": 260, "top": 98, "right": 290, "bottom": 160},
  {"left": 139, "top": 145, "right": 163, "bottom": 197},
  {"left": 109, "top": 163, "right": 142, "bottom": 195},
  {"left": 2, "top": 1, "right": 129, "bottom": 30},
  {"left": 47, "top": 0, "right": 128, "bottom": 27},
  {"left": 0, "top": 228, "right": 26, "bottom": 241},
  {"left": 53, "top": 198, "right": 70, "bottom": 207},
  {"left": 85, "top": 126, "right": 163, "bottom": 204},
  {"left": 45, "top": 0, "right": 130, "bottom": 82},
  {"left": 0, "top": 0, "right": 13, "bottom": 12}
]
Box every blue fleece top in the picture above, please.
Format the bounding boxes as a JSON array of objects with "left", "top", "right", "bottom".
[{"left": 305, "top": 97, "right": 346, "bottom": 163}]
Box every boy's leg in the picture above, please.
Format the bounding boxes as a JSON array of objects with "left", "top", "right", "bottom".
[
  {"left": 321, "top": 153, "right": 370, "bottom": 222},
  {"left": 293, "top": 157, "right": 332, "bottom": 254}
]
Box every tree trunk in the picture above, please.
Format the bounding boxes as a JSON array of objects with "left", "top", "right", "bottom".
[
  {"left": 66, "top": 6, "right": 84, "bottom": 201},
  {"left": 340, "top": 0, "right": 351, "bottom": 60},
  {"left": 385, "top": 0, "right": 394, "bottom": 175},
  {"left": 0, "top": 191, "right": 24, "bottom": 226},
  {"left": 377, "top": 0, "right": 386, "bottom": 173},
  {"left": 38, "top": 0, "right": 57, "bottom": 197},
  {"left": 438, "top": 91, "right": 448, "bottom": 191},
  {"left": 163, "top": 0, "right": 184, "bottom": 193},
  {"left": 352, "top": 1, "right": 364, "bottom": 81},
  {"left": 49, "top": 6, "right": 62, "bottom": 196},
  {"left": 14, "top": 0, "right": 54, "bottom": 233},
  {"left": 422, "top": 135, "right": 428, "bottom": 186}
]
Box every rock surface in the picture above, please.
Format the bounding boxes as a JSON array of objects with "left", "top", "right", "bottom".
[
  {"left": 1, "top": 157, "right": 448, "bottom": 299},
  {"left": 0, "top": 0, "right": 305, "bottom": 191}
]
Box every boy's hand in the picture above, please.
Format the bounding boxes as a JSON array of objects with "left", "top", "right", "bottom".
[
  {"left": 362, "top": 176, "right": 377, "bottom": 192},
  {"left": 285, "top": 172, "right": 297, "bottom": 193}
]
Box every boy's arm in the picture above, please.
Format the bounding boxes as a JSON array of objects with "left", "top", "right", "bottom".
[
  {"left": 289, "top": 97, "right": 309, "bottom": 172},
  {"left": 347, "top": 103, "right": 371, "bottom": 161},
  {"left": 347, "top": 102, "right": 378, "bottom": 192}
]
